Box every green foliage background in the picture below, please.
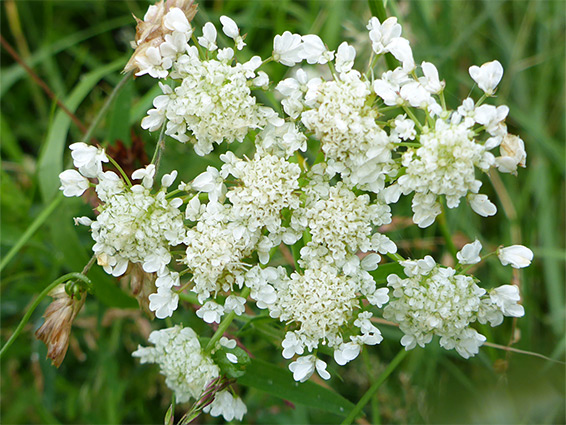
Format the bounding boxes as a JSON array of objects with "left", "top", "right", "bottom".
[{"left": 1, "top": 0, "right": 564, "bottom": 423}]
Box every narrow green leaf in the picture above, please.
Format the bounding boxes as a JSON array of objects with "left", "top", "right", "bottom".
[
  {"left": 107, "top": 78, "right": 133, "bottom": 146},
  {"left": 37, "top": 58, "right": 124, "bottom": 201},
  {"left": 0, "top": 113, "right": 23, "bottom": 161},
  {"left": 0, "top": 16, "right": 131, "bottom": 98},
  {"left": 237, "top": 358, "right": 355, "bottom": 417},
  {"left": 370, "top": 262, "right": 404, "bottom": 284}
]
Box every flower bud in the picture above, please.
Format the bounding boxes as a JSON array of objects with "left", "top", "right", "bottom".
[
  {"left": 498, "top": 245, "right": 533, "bottom": 268},
  {"left": 35, "top": 284, "right": 86, "bottom": 367}
]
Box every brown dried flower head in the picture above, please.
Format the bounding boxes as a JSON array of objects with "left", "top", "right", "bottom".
[
  {"left": 121, "top": 263, "right": 157, "bottom": 318},
  {"left": 35, "top": 284, "right": 86, "bottom": 367},
  {"left": 124, "top": 0, "right": 197, "bottom": 75}
]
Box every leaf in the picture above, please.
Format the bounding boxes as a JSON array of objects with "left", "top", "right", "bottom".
[
  {"left": 237, "top": 358, "right": 355, "bottom": 417},
  {"left": 37, "top": 58, "right": 124, "bottom": 202},
  {"left": 0, "top": 16, "right": 131, "bottom": 98},
  {"left": 369, "top": 262, "right": 404, "bottom": 284},
  {"left": 107, "top": 78, "right": 133, "bottom": 146}
]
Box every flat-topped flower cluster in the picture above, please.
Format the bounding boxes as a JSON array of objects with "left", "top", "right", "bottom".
[{"left": 57, "top": 0, "right": 532, "bottom": 421}]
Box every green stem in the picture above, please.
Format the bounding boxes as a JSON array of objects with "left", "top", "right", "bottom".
[
  {"left": 402, "top": 105, "right": 424, "bottom": 132},
  {"left": 151, "top": 123, "right": 167, "bottom": 177},
  {"left": 0, "top": 272, "right": 92, "bottom": 359},
  {"left": 82, "top": 71, "right": 132, "bottom": 144},
  {"left": 341, "top": 348, "right": 408, "bottom": 425},
  {"left": 107, "top": 156, "right": 132, "bottom": 187},
  {"left": 205, "top": 287, "right": 251, "bottom": 352},
  {"left": 437, "top": 208, "right": 458, "bottom": 259},
  {"left": 361, "top": 349, "right": 381, "bottom": 424},
  {"left": 387, "top": 253, "right": 405, "bottom": 263},
  {"left": 0, "top": 194, "right": 63, "bottom": 274}
]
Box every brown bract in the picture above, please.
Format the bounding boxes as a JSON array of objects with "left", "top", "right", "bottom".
[
  {"left": 123, "top": 0, "right": 198, "bottom": 75},
  {"left": 35, "top": 285, "right": 86, "bottom": 367},
  {"left": 121, "top": 263, "right": 157, "bottom": 318}
]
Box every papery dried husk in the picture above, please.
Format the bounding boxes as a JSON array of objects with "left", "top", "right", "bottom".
[
  {"left": 124, "top": 0, "right": 198, "bottom": 75},
  {"left": 121, "top": 262, "right": 157, "bottom": 318},
  {"left": 35, "top": 285, "right": 86, "bottom": 367}
]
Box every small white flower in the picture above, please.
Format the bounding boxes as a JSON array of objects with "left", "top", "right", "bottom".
[
  {"left": 73, "top": 216, "right": 92, "bottom": 226},
  {"left": 498, "top": 245, "right": 533, "bottom": 268},
  {"left": 135, "top": 46, "right": 171, "bottom": 79},
  {"left": 361, "top": 253, "right": 381, "bottom": 271},
  {"left": 219, "top": 15, "right": 238, "bottom": 38},
  {"left": 198, "top": 22, "right": 218, "bottom": 51},
  {"left": 392, "top": 114, "right": 416, "bottom": 141},
  {"left": 367, "top": 16, "right": 402, "bottom": 55},
  {"left": 219, "top": 337, "right": 237, "bottom": 349},
  {"left": 419, "top": 61, "right": 445, "bottom": 94},
  {"left": 191, "top": 166, "right": 226, "bottom": 202},
  {"left": 315, "top": 358, "right": 331, "bottom": 380},
  {"left": 220, "top": 16, "right": 246, "bottom": 50},
  {"left": 490, "top": 285, "right": 525, "bottom": 317},
  {"left": 388, "top": 37, "right": 415, "bottom": 72},
  {"left": 224, "top": 295, "right": 246, "bottom": 315},
  {"left": 204, "top": 391, "right": 247, "bottom": 422},
  {"left": 289, "top": 355, "right": 315, "bottom": 382},
  {"left": 149, "top": 286, "right": 179, "bottom": 319},
  {"left": 161, "top": 170, "right": 178, "bottom": 188},
  {"left": 289, "top": 355, "right": 330, "bottom": 382},
  {"left": 496, "top": 134, "right": 526, "bottom": 174},
  {"left": 69, "top": 142, "right": 108, "bottom": 178},
  {"left": 468, "top": 194, "right": 497, "bottom": 217},
  {"left": 301, "top": 34, "right": 334, "bottom": 64},
  {"left": 281, "top": 331, "right": 304, "bottom": 359},
  {"left": 335, "top": 42, "right": 356, "bottom": 73},
  {"left": 273, "top": 31, "right": 304, "bottom": 66},
  {"left": 59, "top": 169, "right": 90, "bottom": 197},
  {"left": 226, "top": 353, "right": 238, "bottom": 364},
  {"left": 155, "top": 270, "right": 180, "bottom": 289},
  {"left": 469, "top": 60, "right": 504, "bottom": 95},
  {"left": 196, "top": 301, "right": 224, "bottom": 323},
  {"left": 163, "top": 8, "right": 191, "bottom": 33},
  {"left": 131, "top": 164, "right": 156, "bottom": 189},
  {"left": 456, "top": 240, "right": 482, "bottom": 265},
  {"left": 334, "top": 342, "right": 361, "bottom": 366}
]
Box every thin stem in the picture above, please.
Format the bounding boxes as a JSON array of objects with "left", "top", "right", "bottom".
[
  {"left": 151, "top": 123, "right": 167, "bottom": 173},
  {"left": 82, "top": 71, "right": 132, "bottom": 144},
  {"left": 205, "top": 287, "right": 251, "bottom": 352},
  {"left": 439, "top": 90, "right": 447, "bottom": 112},
  {"left": 361, "top": 349, "right": 381, "bottom": 424},
  {"left": 387, "top": 253, "right": 405, "bottom": 263},
  {"left": 107, "top": 156, "right": 132, "bottom": 187},
  {"left": 0, "top": 194, "right": 63, "bottom": 274},
  {"left": 437, "top": 208, "right": 458, "bottom": 259},
  {"left": 0, "top": 34, "right": 88, "bottom": 135},
  {"left": 0, "top": 272, "right": 92, "bottom": 359},
  {"left": 341, "top": 348, "right": 408, "bottom": 425},
  {"left": 402, "top": 105, "right": 424, "bottom": 132}
]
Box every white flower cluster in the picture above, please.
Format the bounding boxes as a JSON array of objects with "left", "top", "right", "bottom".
[
  {"left": 132, "top": 326, "right": 220, "bottom": 403},
  {"left": 132, "top": 326, "right": 247, "bottom": 421},
  {"left": 138, "top": 12, "right": 281, "bottom": 155},
  {"left": 383, "top": 246, "right": 525, "bottom": 359},
  {"left": 55, "top": 6, "right": 535, "bottom": 422},
  {"left": 397, "top": 119, "right": 495, "bottom": 227},
  {"left": 92, "top": 176, "right": 185, "bottom": 277},
  {"left": 281, "top": 70, "right": 394, "bottom": 192},
  {"left": 301, "top": 181, "right": 391, "bottom": 261}
]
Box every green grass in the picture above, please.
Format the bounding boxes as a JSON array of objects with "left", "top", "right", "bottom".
[{"left": 1, "top": 0, "right": 564, "bottom": 423}]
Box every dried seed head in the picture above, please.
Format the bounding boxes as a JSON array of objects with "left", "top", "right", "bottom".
[
  {"left": 35, "top": 284, "right": 86, "bottom": 367},
  {"left": 121, "top": 263, "right": 156, "bottom": 318},
  {"left": 124, "top": 0, "right": 198, "bottom": 75}
]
